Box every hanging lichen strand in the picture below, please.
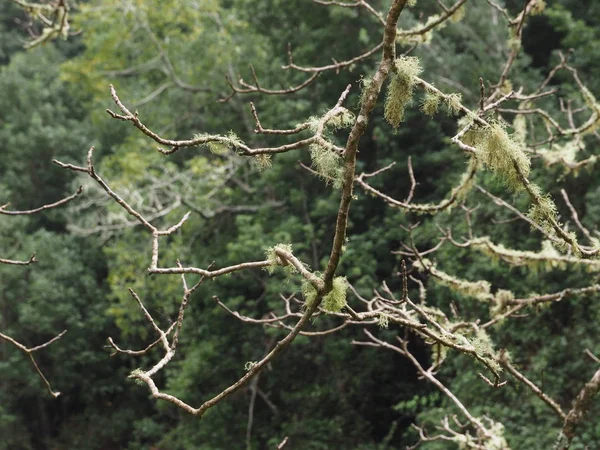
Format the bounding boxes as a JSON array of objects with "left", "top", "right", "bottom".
[
  {"left": 308, "top": 107, "right": 355, "bottom": 188},
  {"left": 461, "top": 120, "right": 577, "bottom": 250},
  {"left": 384, "top": 56, "right": 423, "bottom": 129},
  {"left": 471, "top": 121, "right": 531, "bottom": 193},
  {"left": 420, "top": 89, "right": 441, "bottom": 116},
  {"left": 310, "top": 143, "right": 342, "bottom": 184}
]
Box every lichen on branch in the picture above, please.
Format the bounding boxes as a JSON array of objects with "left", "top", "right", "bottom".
[{"left": 384, "top": 56, "right": 422, "bottom": 129}]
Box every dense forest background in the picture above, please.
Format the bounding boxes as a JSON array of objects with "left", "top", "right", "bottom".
[{"left": 1, "top": 1, "right": 599, "bottom": 449}]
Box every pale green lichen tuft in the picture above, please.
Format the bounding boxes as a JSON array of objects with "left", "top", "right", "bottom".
[
  {"left": 196, "top": 131, "right": 246, "bottom": 155},
  {"left": 554, "top": 230, "right": 580, "bottom": 255},
  {"left": 471, "top": 330, "right": 497, "bottom": 358},
  {"left": 244, "top": 361, "right": 258, "bottom": 371},
  {"left": 254, "top": 154, "right": 272, "bottom": 170},
  {"left": 421, "top": 90, "right": 441, "bottom": 116},
  {"left": 322, "top": 276, "right": 348, "bottom": 313},
  {"left": 326, "top": 107, "right": 355, "bottom": 131},
  {"left": 332, "top": 167, "right": 345, "bottom": 190},
  {"left": 484, "top": 421, "right": 509, "bottom": 450},
  {"left": 474, "top": 122, "right": 531, "bottom": 192},
  {"left": 310, "top": 144, "right": 343, "bottom": 185},
  {"left": 206, "top": 141, "right": 229, "bottom": 155},
  {"left": 359, "top": 76, "right": 373, "bottom": 106},
  {"left": 307, "top": 116, "right": 321, "bottom": 133},
  {"left": 490, "top": 289, "right": 515, "bottom": 318},
  {"left": 393, "top": 55, "right": 423, "bottom": 90},
  {"left": 524, "top": 183, "right": 581, "bottom": 253},
  {"left": 444, "top": 93, "right": 463, "bottom": 116},
  {"left": 384, "top": 56, "right": 422, "bottom": 129},
  {"left": 302, "top": 277, "right": 318, "bottom": 307},
  {"left": 378, "top": 313, "right": 390, "bottom": 329},
  {"left": 303, "top": 275, "right": 348, "bottom": 313},
  {"left": 527, "top": 187, "right": 558, "bottom": 234},
  {"left": 384, "top": 77, "right": 409, "bottom": 127},
  {"left": 128, "top": 368, "right": 145, "bottom": 386},
  {"left": 407, "top": 0, "right": 417, "bottom": 6},
  {"left": 470, "top": 330, "right": 502, "bottom": 374},
  {"left": 306, "top": 108, "right": 352, "bottom": 188},
  {"left": 264, "top": 243, "right": 293, "bottom": 275},
  {"left": 227, "top": 131, "right": 245, "bottom": 148},
  {"left": 193, "top": 133, "right": 226, "bottom": 154}
]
